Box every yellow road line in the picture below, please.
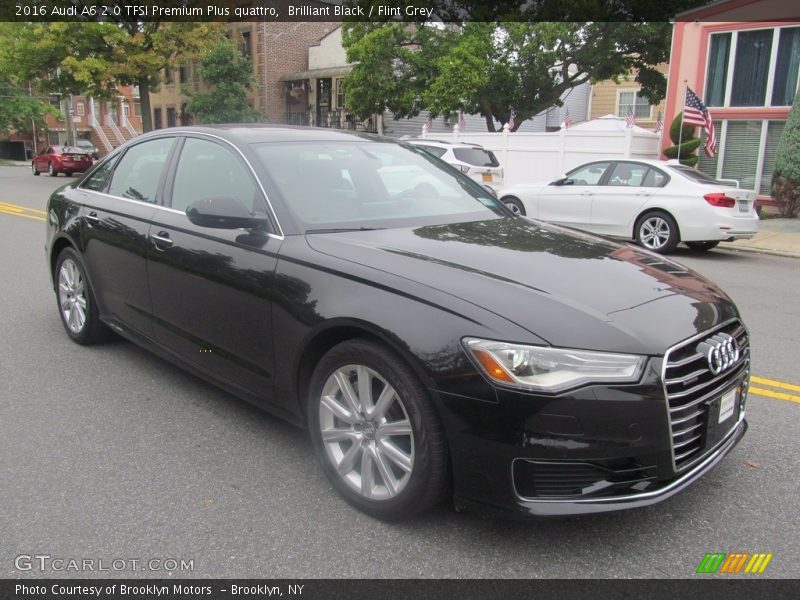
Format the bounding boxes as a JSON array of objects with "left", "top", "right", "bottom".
[
  {"left": 0, "top": 207, "right": 46, "bottom": 222},
  {"left": 749, "top": 387, "right": 800, "bottom": 404},
  {"left": 751, "top": 376, "right": 800, "bottom": 393},
  {"left": 0, "top": 201, "right": 47, "bottom": 215}
]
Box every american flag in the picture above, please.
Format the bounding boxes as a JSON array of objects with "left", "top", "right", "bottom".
[
  {"left": 625, "top": 108, "right": 636, "bottom": 128},
  {"left": 563, "top": 108, "right": 572, "bottom": 128},
  {"left": 457, "top": 112, "right": 466, "bottom": 130},
  {"left": 684, "top": 87, "right": 717, "bottom": 157},
  {"left": 508, "top": 110, "right": 515, "bottom": 130},
  {"left": 425, "top": 114, "right": 433, "bottom": 131},
  {"left": 654, "top": 111, "right": 663, "bottom": 133}
]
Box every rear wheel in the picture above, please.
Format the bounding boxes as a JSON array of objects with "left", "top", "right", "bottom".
[
  {"left": 54, "top": 248, "right": 110, "bottom": 345},
  {"left": 635, "top": 211, "right": 679, "bottom": 253},
  {"left": 686, "top": 241, "right": 720, "bottom": 251},
  {"left": 501, "top": 196, "right": 526, "bottom": 216},
  {"left": 307, "top": 339, "right": 448, "bottom": 520}
]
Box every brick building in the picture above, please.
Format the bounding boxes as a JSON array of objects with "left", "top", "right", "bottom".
[{"left": 149, "top": 22, "right": 337, "bottom": 129}]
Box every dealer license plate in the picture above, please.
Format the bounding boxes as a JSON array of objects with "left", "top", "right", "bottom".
[{"left": 718, "top": 388, "right": 737, "bottom": 423}]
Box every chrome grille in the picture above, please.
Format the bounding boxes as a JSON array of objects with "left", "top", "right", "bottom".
[{"left": 663, "top": 321, "right": 749, "bottom": 471}]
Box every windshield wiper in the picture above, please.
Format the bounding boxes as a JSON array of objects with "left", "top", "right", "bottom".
[{"left": 305, "top": 227, "right": 385, "bottom": 234}]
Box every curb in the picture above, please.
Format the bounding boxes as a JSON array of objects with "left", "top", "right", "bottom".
[{"left": 718, "top": 243, "right": 800, "bottom": 259}]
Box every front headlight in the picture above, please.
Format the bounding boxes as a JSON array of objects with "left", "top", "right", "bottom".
[{"left": 464, "top": 338, "right": 645, "bottom": 393}]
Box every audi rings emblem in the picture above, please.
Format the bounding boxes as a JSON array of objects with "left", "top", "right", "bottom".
[{"left": 697, "top": 333, "right": 740, "bottom": 375}]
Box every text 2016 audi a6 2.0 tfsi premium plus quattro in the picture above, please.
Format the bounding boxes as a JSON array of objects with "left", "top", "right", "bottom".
[{"left": 45, "top": 125, "right": 749, "bottom": 520}]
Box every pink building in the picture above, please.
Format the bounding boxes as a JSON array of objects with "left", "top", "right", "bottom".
[{"left": 663, "top": 0, "right": 800, "bottom": 206}]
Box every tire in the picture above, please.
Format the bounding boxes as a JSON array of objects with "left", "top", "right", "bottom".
[
  {"left": 48, "top": 162, "right": 57, "bottom": 177},
  {"left": 307, "top": 339, "right": 448, "bottom": 520},
  {"left": 501, "top": 196, "right": 526, "bottom": 216},
  {"left": 54, "top": 248, "right": 110, "bottom": 345},
  {"left": 686, "top": 241, "right": 720, "bottom": 251},
  {"left": 32, "top": 163, "right": 40, "bottom": 176},
  {"left": 635, "top": 211, "right": 680, "bottom": 253},
  {"left": 65, "top": 170, "right": 73, "bottom": 177}
]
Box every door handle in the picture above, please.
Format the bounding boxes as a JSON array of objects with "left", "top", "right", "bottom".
[
  {"left": 151, "top": 231, "right": 174, "bottom": 250},
  {"left": 84, "top": 211, "right": 100, "bottom": 225}
]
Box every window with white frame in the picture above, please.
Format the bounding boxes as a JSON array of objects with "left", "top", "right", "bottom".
[
  {"left": 697, "top": 119, "right": 786, "bottom": 195},
  {"left": 76, "top": 101, "right": 85, "bottom": 116},
  {"left": 617, "top": 90, "right": 652, "bottom": 119},
  {"left": 706, "top": 26, "right": 800, "bottom": 107},
  {"left": 336, "top": 78, "right": 346, "bottom": 111}
]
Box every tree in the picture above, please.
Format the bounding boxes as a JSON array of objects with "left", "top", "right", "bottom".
[
  {"left": 0, "top": 24, "right": 59, "bottom": 136},
  {"left": 0, "top": 82, "right": 57, "bottom": 137},
  {"left": 771, "top": 91, "right": 800, "bottom": 218},
  {"left": 0, "top": 17, "right": 224, "bottom": 132},
  {"left": 341, "top": 1, "right": 708, "bottom": 131},
  {"left": 184, "top": 38, "right": 260, "bottom": 124}
]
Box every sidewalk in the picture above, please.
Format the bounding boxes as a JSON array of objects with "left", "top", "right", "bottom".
[{"left": 720, "top": 217, "right": 800, "bottom": 259}]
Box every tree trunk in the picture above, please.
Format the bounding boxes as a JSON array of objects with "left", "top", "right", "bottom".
[{"left": 138, "top": 76, "right": 153, "bottom": 133}]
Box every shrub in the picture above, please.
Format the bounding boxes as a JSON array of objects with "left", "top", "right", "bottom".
[
  {"left": 771, "top": 91, "right": 800, "bottom": 217},
  {"left": 663, "top": 112, "right": 698, "bottom": 166}
]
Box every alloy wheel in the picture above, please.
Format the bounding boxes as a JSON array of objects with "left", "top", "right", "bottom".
[
  {"left": 318, "top": 364, "right": 414, "bottom": 501},
  {"left": 639, "top": 216, "right": 671, "bottom": 250},
  {"left": 58, "top": 258, "right": 87, "bottom": 334}
]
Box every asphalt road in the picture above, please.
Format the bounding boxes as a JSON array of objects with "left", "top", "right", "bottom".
[{"left": 1, "top": 165, "right": 798, "bottom": 579}]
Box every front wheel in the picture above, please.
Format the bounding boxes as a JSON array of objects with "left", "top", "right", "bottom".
[
  {"left": 32, "top": 163, "right": 40, "bottom": 176},
  {"left": 54, "top": 248, "right": 110, "bottom": 345},
  {"left": 307, "top": 339, "right": 448, "bottom": 520},
  {"left": 686, "top": 241, "right": 721, "bottom": 251},
  {"left": 48, "top": 162, "right": 57, "bottom": 177},
  {"left": 501, "top": 196, "right": 526, "bottom": 216},
  {"left": 64, "top": 170, "right": 73, "bottom": 177},
  {"left": 635, "top": 211, "right": 679, "bottom": 253}
]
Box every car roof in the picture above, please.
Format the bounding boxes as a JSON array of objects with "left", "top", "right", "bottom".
[
  {"left": 135, "top": 124, "right": 379, "bottom": 145},
  {"left": 405, "top": 139, "right": 484, "bottom": 149}
]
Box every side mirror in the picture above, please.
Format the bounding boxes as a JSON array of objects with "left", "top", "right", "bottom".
[
  {"left": 186, "top": 196, "right": 267, "bottom": 230},
  {"left": 552, "top": 177, "right": 573, "bottom": 186}
]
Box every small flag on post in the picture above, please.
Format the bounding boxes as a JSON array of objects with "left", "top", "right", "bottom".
[
  {"left": 654, "top": 111, "right": 663, "bottom": 133},
  {"left": 563, "top": 108, "right": 572, "bottom": 128},
  {"left": 508, "top": 110, "right": 515, "bottom": 130},
  {"left": 457, "top": 112, "right": 466, "bottom": 130},
  {"left": 684, "top": 87, "right": 717, "bottom": 158},
  {"left": 625, "top": 108, "right": 636, "bottom": 128},
  {"left": 424, "top": 114, "right": 433, "bottom": 132}
]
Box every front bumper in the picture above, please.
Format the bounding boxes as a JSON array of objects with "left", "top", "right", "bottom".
[
  {"left": 438, "top": 323, "right": 749, "bottom": 516},
  {"left": 511, "top": 417, "right": 746, "bottom": 516}
]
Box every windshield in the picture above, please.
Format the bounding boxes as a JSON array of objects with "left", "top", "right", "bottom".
[
  {"left": 252, "top": 141, "right": 506, "bottom": 231},
  {"left": 670, "top": 165, "right": 727, "bottom": 185},
  {"left": 453, "top": 147, "right": 499, "bottom": 167}
]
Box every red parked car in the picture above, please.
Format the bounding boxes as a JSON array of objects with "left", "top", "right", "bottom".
[{"left": 32, "top": 145, "right": 94, "bottom": 177}]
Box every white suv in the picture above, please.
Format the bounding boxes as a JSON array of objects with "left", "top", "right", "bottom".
[{"left": 404, "top": 139, "right": 504, "bottom": 192}]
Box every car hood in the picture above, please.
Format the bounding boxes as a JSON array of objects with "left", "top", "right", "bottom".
[{"left": 305, "top": 218, "right": 739, "bottom": 355}]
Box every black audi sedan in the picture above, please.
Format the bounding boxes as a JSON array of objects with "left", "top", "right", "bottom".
[{"left": 45, "top": 125, "right": 749, "bottom": 519}]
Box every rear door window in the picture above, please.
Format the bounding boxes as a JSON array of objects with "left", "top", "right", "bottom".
[{"left": 107, "top": 137, "right": 175, "bottom": 203}]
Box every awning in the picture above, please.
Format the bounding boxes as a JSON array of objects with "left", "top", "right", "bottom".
[{"left": 280, "top": 65, "right": 353, "bottom": 82}]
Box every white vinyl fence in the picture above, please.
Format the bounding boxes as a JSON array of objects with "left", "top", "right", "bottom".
[{"left": 421, "top": 122, "right": 662, "bottom": 187}]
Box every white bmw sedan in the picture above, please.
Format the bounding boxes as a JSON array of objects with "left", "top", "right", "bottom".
[{"left": 498, "top": 159, "right": 759, "bottom": 253}]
